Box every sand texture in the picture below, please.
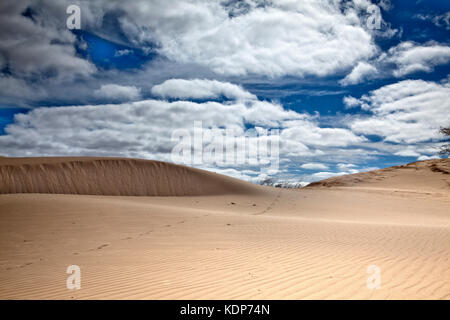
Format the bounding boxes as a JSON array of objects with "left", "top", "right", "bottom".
[{"left": 0, "top": 157, "right": 449, "bottom": 299}]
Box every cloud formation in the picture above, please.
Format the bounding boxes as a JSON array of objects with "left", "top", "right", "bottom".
[
  {"left": 386, "top": 41, "right": 450, "bottom": 77},
  {"left": 95, "top": 84, "right": 142, "bottom": 101},
  {"left": 415, "top": 12, "right": 450, "bottom": 30},
  {"left": 339, "top": 62, "right": 378, "bottom": 85},
  {"left": 151, "top": 79, "right": 256, "bottom": 100},
  {"left": 0, "top": 0, "right": 448, "bottom": 184},
  {"left": 103, "top": 0, "right": 379, "bottom": 77},
  {"left": 300, "top": 163, "right": 329, "bottom": 170},
  {"left": 350, "top": 79, "right": 450, "bottom": 143},
  {"left": 0, "top": 1, "right": 95, "bottom": 78}
]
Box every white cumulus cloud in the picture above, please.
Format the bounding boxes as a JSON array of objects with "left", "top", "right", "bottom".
[
  {"left": 151, "top": 79, "right": 256, "bottom": 100},
  {"left": 107, "top": 0, "right": 379, "bottom": 77},
  {"left": 343, "top": 96, "right": 362, "bottom": 109},
  {"left": 386, "top": 41, "right": 450, "bottom": 77},
  {"left": 350, "top": 79, "right": 450, "bottom": 143},
  {"left": 300, "top": 163, "right": 329, "bottom": 170},
  {"left": 339, "top": 62, "right": 378, "bottom": 85}
]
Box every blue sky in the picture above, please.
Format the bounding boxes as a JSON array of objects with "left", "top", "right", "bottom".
[{"left": 0, "top": 0, "right": 449, "bottom": 184}]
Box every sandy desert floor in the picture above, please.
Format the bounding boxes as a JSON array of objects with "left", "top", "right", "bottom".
[{"left": 0, "top": 157, "right": 449, "bottom": 299}]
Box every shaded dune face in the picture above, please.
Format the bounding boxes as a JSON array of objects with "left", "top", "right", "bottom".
[{"left": 0, "top": 157, "right": 262, "bottom": 196}]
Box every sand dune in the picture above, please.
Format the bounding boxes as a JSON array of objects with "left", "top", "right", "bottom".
[
  {"left": 0, "top": 157, "right": 263, "bottom": 196},
  {"left": 0, "top": 157, "right": 449, "bottom": 299},
  {"left": 307, "top": 158, "right": 450, "bottom": 191}
]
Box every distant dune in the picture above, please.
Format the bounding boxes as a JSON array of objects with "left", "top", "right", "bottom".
[
  {"left": 0, "top": 157, "right": 449, "bottom": 299},
  {"left": 307, "top": 158, "right": 450, "bottom": 191},
  {"left": 0, "top": 157, "right": 263, "bottom": 196}
]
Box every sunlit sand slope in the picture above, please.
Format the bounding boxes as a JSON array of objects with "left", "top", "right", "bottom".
[
  {"left": 306, "top": 158, "right": 450, "bottom": 192},
  {"left": 0, "top": 158, "right": 448, "bottom": 299}
]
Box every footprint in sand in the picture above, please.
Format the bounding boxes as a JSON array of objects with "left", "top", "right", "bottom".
[{"left": 19, "top": 262, "right": 33, "bottom": 268}]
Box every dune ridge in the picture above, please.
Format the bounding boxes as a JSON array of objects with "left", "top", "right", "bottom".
[
  {"left": 306, "top": 158, "right": 450, "bottom": 191},
  {"left": 0, "top": 157, "right": 262, "bottom": 196}
]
